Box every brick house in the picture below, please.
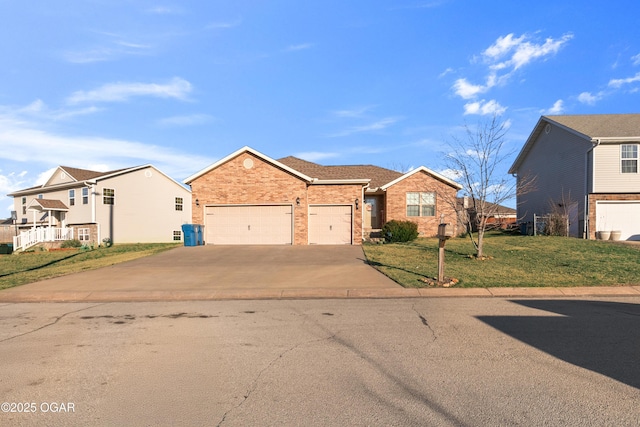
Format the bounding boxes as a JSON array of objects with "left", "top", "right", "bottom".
[{"left": 184, "top": 146, "right": 461, "bottom": 245}]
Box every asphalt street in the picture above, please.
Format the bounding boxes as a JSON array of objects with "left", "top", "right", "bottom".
[{"left": 1, "top": 297, "right": 639, "bottom": 426}]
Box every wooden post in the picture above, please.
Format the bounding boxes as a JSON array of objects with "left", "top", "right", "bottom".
[{"left": 438, "top": 237, "right": 446, "bottom": 283}]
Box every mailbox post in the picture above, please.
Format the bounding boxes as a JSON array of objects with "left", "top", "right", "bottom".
[{"left": 436, "top": 223, "right": 453, "bottom": 283}]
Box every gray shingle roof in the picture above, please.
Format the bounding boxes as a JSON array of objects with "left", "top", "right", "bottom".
[
  {"left": 545, "top": 113, "right": 640, "bottom": 139},
  {"left": 59, "top": 166, "right": 130, "bottom": 181},
  {"left": 278, "top": 156, "right": 403, "bottom": 189}
]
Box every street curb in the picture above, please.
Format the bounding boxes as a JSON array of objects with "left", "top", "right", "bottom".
[{"left": 0, "top": 285, "right": 639, "bottom": 303}]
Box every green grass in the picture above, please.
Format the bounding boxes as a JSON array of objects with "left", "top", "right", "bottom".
[
  {"left": 362, "top": 232, "right": 640, "bottom": 288},
  {"left": 0, "top": 243, "right": 180, "bottom": 290}
]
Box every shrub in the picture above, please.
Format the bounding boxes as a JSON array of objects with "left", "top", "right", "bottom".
[
  {"left": 60, "top": 239, "right": 82, "bottom": 248},
  {"left": 382, "top": 220, "right": 419, "bottom": 243}
]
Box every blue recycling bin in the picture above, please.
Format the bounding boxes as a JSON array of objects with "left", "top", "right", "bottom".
[
  {"left": 182, "top": 224, "right": 197, "bottom": 247},
  {"left": 195, "top": 225, "right": 204, "bottom": 245}
]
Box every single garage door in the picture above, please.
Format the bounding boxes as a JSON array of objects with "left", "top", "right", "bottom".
[
  {"left": 309, "top": 205, "right": 352, "bottom": 245},
  {"left": 596, "top": 201, "right": 640, "bottom": 241},
  {"left": 205, "top": 205, "right": 293, "bottom": 245}
]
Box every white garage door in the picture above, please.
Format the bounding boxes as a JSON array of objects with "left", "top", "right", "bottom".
[
  {"left": 309, "top": 205, "right": 352, "bottom": 245},
  {"left": 205, "top": 205, "right": 293, "bottom": 245},
  {"left": 596, "top": 201, "right": 640, "bottom": 241}
]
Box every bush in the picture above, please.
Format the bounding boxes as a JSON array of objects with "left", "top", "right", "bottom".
[
  {"left": 60, "top": 239, "right": 82, "bottom": 248},
  {"left": 382, "top": 220, "right": 419, "bottom": 243}
]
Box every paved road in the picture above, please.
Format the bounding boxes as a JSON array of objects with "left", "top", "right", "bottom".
[{"left": 1, "top": 297, "right": 639, "bottom": 426}]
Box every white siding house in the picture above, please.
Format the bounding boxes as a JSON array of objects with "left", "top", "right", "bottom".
[
  {"left": 8, "top": 165, "right": 192, "bottom": 250},
  {"left": 510, "top": 114, "right": 640, "bottom": 240}
]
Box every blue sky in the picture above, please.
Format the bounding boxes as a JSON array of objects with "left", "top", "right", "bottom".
[{"left": 2, "top": 0, "right": 640, "bottom": 214}]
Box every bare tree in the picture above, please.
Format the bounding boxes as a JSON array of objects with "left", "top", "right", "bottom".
[{"left": 443, "top": 115, "right": 534, "bottom": 258}]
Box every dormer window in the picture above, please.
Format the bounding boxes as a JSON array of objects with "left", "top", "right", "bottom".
[{"left": 621, "top": 144, "right": 638, "bottom": 173}]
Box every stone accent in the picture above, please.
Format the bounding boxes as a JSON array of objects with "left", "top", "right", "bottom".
[
  {"left": 384, "top": 171, "right": 459, "bottom": 237},
  {"left": 587, "top": 193, "right": 640, "bottom": 239}
]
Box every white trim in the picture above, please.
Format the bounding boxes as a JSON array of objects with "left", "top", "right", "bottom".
[
  {"left": 380, "top": 166, "right": 462, "bottom": 190},
  {"left": 183, "top": 146, "right": 314, "bottom": 184}
]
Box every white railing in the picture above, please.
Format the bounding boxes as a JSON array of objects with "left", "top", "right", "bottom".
[{"left": 13, "top": 227, "right": 74, "bottom": 252}]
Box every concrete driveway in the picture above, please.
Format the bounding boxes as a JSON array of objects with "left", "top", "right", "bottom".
[{"left": 0, "top": 245, "right": 402, "bottom": 302}]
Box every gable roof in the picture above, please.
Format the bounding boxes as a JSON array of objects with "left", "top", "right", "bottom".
[
  {"left": 278, "top": 157, "right": 402, "bottom": 189},
  {"left": 380, "top": 166, "right": 463, "bottom": 190},
  {"left": 546, "top": 114, "right": 640, "bottom": 140},
  {"left": 183, "top": 146, "right": 314, "bottom": 184},
  {"left": 9, "top": 164, "right": 189, "bottom": 197},
  {"left": 184, "top": 146, "right": 461, "bottom": 190},
  {"left": 509, "top": 113, "right": 640, "bottom": 174},
  {"left": 28, "top": 199, "right": 69, "bottom": 211}
]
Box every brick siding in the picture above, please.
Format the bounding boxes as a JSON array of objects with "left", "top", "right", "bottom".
[
  {"left": 385, "top": 172, "right": 459, "bottom": 237},
  {"left": 587, "top": 193, "right": 640, "bottom": 239}
]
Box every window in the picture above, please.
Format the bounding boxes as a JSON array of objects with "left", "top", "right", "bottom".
[
  {"left": 38, "top": 194, "right": 43, "bottom": 199},
  {"left": 103, "top": 188, "right": 115, "bottom": 205},
  {"left": 621, "top": 144, "right": 638, "bottom": 173},
  {"left": 82, "top": 187, "right": 89, "bottom": 205},
  {"left": 173, "top": 230, "right": 182, "bottom": 241},
  {"left": 78, "top": 228, "right": 90, "bottom": 241},
  {"left": 175, "top": 197, "right": 183, "bottom": 211},
  {"left": 69, "top": 189, "right": 75, "bottom": 206},
  {"left": 22, "top": 197, "right": 26, "bottom": 215},
  {"left": 406, "top": 192, "right": 436, "bottom": 217}
]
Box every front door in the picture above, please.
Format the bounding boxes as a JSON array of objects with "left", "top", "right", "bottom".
[{"left": 364, "top": 197, "right": 382, "bottom": 229}]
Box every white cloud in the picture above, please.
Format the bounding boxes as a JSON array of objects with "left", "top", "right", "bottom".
[
  {"left": 327, "top": 117, "right": 401, "bottom": 137},
  {"left": 632, "top": 53, "right": 640, "bottom": 66},
  {"left": 438, "top": 168, "right": 464, "bottom": 181},
  {"left": 157, "top": 114, "right": 214, "bottom": 127},
  {"left": 453, "top": 78, "right": 490, "bottom": 100},
  {"left": 463, "top": 99, "right": 506, "bottom": 116},
  {"left": 285, "top": 43, "right": 313, "bottom": 52},
  {"left": 67, "top": 77, "right": 192, "bottom": 104},
  {"left": 0, "top": 116, "right": 212, "bottom": 180},
  {"left": 542, "top": 99, "right": 564, "bottom": 115},
  {"left": 483, "top": 33, "right": 526, "bottom": 60},
  {"left": 484, "top": 33, "right": 573, "bottom": 72},
  {"left": 452, "top": 32, "right": 573, "bottom": 113},
  {"left": 608, "top": 72, "right": 640, "bottom": 88},
  {"left": 35, "top": 167, "right": 57, "bottom": 186},
  {"left": 294, "top": 152, "right": 339, "bottom": 162},
  {"left": 577, "top": 91, "right": 600, "bottom": 105},
  {"left": 206, "top": 19, "right": 242, "bottom": 30},
  {"left": 331, "top": 105, "right": 377, "bottom": 118}
]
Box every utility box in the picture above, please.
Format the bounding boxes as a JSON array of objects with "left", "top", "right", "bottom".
[{"left": 437, "top": 223, "right": 454, "bottom": 240}]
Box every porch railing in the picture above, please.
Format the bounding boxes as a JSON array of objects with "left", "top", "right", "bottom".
[{"left": 13, "top": 227, "right": 74, "bottom": 252}]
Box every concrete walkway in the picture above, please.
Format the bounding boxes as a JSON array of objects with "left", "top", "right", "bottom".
[{"left": 1, "top": 245, "right": 639, "bottom": 302}]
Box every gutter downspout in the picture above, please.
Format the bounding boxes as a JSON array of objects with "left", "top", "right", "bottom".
[
  {"left": 585, "top": 138, "right": 601, "bottom": 239},
  {"left": 87, "top": 181, "right": 99, "bottom": 244}
]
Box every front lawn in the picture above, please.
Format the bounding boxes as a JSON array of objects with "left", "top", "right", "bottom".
[
  {"left": 0, "top": 243, "right": 180, "bottom": 290},
  {"left": 362, "top": 232, "right": 640, "bottom": 288}
]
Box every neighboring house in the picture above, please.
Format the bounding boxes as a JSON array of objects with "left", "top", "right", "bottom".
[
  {"left": 509, "top": 113, "right": 640, "bottom": 240},
  {"left": 8, "top": 165, "right": 192, "bottom": 250},
  {"left": 183, "top": 146, "right": 461, "bottom": 245},
  {"left": 457, "top": 197, "right": 517, "bottom": 232}
]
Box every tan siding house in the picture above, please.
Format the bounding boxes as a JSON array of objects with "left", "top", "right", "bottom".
[
  {"left": 184, "top": 146, "right": 461, "bottom": 245},
  {"left": 510, "top": 114, "right": 640, "bottom": 240},
  {"left": 9, "top": 165, "right": 191, "bottom": 250}
]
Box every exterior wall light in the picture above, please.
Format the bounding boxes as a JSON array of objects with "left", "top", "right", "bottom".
[
  {"left": 355, "top": 198, "right": 359, "bottom": 210},
  {"left": 195, "top": 199, "right": 200, "bottom": 207},
  {"left": 296, "top": 197, "right": 301, "bottom": 206}
]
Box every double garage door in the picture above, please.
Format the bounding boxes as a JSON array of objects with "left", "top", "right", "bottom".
[
  {"left": 596, "top": 201, "right": 640, "bottom": 241},
  {"left": 204, "top": 204, "right": 352, "bottom": 245},
  {"left": 205, "top": 205, "right": 293, "bottom": 245}
]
